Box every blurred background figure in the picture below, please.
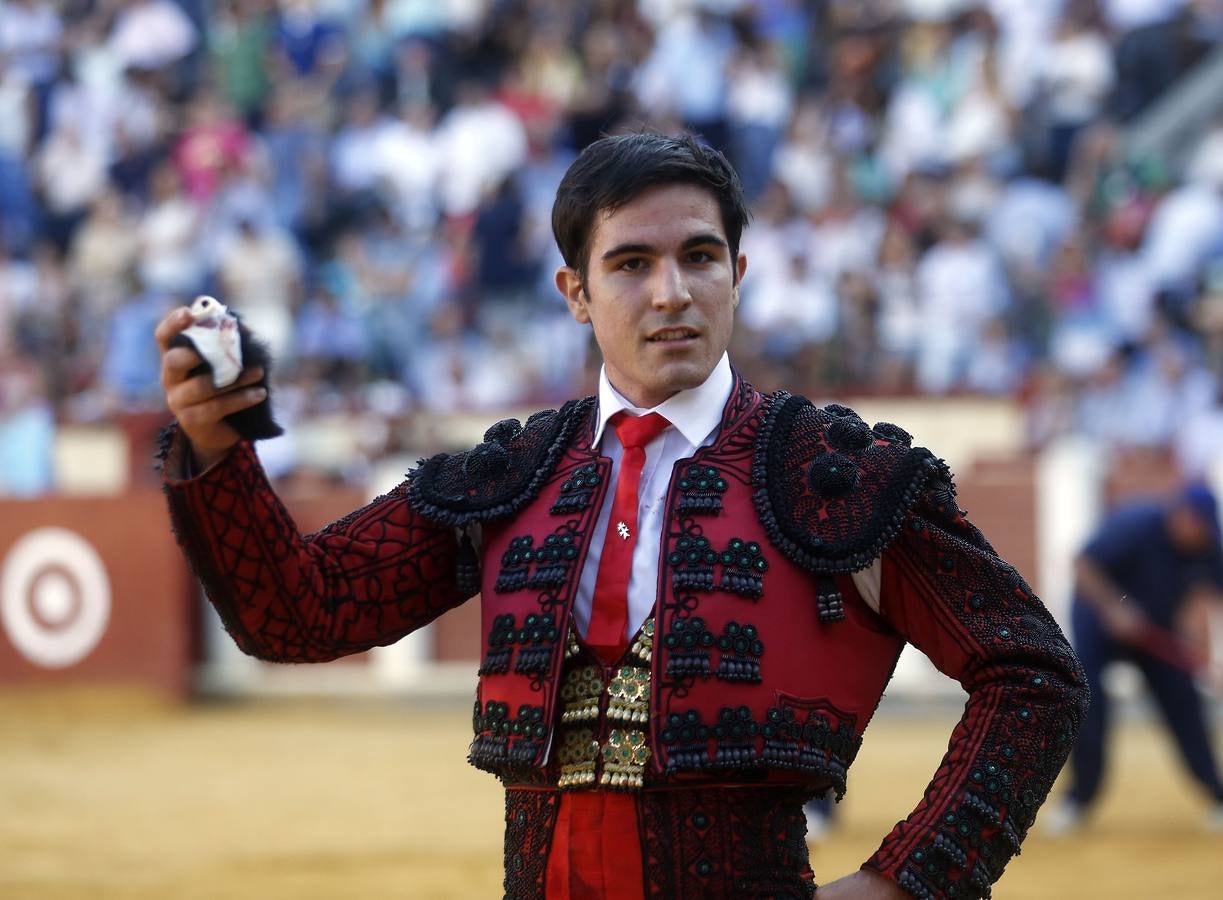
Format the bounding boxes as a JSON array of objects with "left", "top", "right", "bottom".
[
  {"left": 0, "top": 354, "right": 55, "bottom": 495},
  {"left": 1047, "top": 482, "right": 1223, "bottom": 836}
]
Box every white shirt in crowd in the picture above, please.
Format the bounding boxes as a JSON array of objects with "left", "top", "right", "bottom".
[
  {"left": 107, "top": 0, "right": 198, "bottom": 71},
  {"left": 1101, "top": 0, "right": 1187, "bottom": 32}
]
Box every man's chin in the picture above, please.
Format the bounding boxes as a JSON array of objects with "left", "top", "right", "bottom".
[
  {"left": 610, "top": 357, "right": 717, "bottom": 407},
  {"left": 648, "top": 361, "right": 712, "bottom": 396}
]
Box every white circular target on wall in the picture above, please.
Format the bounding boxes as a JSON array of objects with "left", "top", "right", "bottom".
[{"left": 1, "top": 527, "right": 111, "bottom": 669}]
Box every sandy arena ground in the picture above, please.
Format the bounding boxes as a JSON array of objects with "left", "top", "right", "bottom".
[{"left": 1, "top": 688, "right": 1220, "bottom": 899}]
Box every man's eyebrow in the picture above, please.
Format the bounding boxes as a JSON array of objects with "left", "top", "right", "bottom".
[
  {"left": 601, "top": 242, "right": 655, "bottom": 261},
  {"left": 600, "top": 234, "right": 729, "bottom": 262},
  {"left": 681, "top": 233, "right": 729, "bottom": 250}
]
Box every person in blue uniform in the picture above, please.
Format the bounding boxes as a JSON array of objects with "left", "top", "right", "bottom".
[{"left": 1050, "top": 482, "right": 1223, "bottom": 833}]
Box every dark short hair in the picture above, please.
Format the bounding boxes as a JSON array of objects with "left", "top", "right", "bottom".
[{"left": 551, "top": 131, "right": 749, "bottom": 280}]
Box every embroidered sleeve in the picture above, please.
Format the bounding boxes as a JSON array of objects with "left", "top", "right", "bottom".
[
  {"left": 861, "top": 479, "right": 1088, "bottom": 899},
  {"left": 160, "top": 427, "right": 468, "bottom": 662}
]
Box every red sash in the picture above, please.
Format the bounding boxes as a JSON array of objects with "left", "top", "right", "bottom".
[{"left": 545, "top": 791, "right": 645, "bottom": 899}]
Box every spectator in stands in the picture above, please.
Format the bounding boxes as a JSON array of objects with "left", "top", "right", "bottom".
[
  {"left": 1177, "top": 376, "right": 1223, "bottom": 480},
  {"left": 771, "top": 98, "right": 835, "bottom": 214},
  {"left": 0, "top": 355, "right": 55, "bottom": 495},
  {"left": 1074, "top": 341, "right": 1130, "bottom": 437},
  {"left": 1184, "top": 114, "right": 1223, "bottom": 191},
  {"left": 101, "top": 288, "right": 174, "bottom": 412},
  {"left": 878, "top": 18, "right": 959, "bottom": 183},
  {"left": 872, "top": 222, "right": 922, "bottom": 391},
  {"left": 105, "top": 77, "right": 168, "bottom": 204},
  {"left": 471, "top": 175, "right": 540, "bottom": 313},
  {"left": 107, "top": 0, "right": 199, "bottom": 97},
  {"left": 173, "top": 88, "right": 250, "bottom": 204},
  {"left": 337, "top": 203, "right": 422, "bottom": 378},
  {"left": 726, "top": 37, "right": 794, "bottom": 202},
  {"left": 1040, "top": 1, "right": 1116, "bottom": 183},
  {"left": 564, "top": 19, "right": 635, "bottom": 151},
  {"left": 1106, "top": 0, "right": 1193, "bottom": 120},
  {"left": 68, "top": 187, "right": 139, "bottom": 316},
  {"left": 132, "top": 165, "right": 199, "bottom": 301},
  {"left": 0, "top": 0, "right": 62, "bottom": 141},
  {"left": 208, "top": 0, "right": 273, "bottom": 124},
  {"left": 216, "top": 215, "right": 302, "bottom": 359},
  {"left": 0, "top": 53, "right": 38, "bottom": 251},
  {"left": 1140, "top": 171, "right": 1223, "bottom": 303},
  {"left": 374, "top": 99, "right": 440, "bottom": 230},
  {"left": 329, "top": 85, "right": 393, "bottom": 201},
  {"left": 964, "top": 316, "right": 1029, "bottom": 393},
  {"left": 256, "top": 80, "right": 331, "bottom": 234},
  {"left": 407, "top": 301, "right": 524, "bottom": 412},
  {"left": 33, "top": 118, "right": 107, "bottom": 251},
  {"left": 634, "top": 5, "right": 735, "bottom": 151},
  {"left": 808, "top": 169, "right": 886, "bottom": 288},
  {"left": 914, "top": 209, "right": 1010, "bottom": 392},
  {"left": 513, "top": 19, "right": 584, "bottom": 122},
  {"left": 272, "top": 0, "right": 343, "bottom": 80},
  {"left": 295, "top": 282, "right": 370, "bottom": 385},
  {"left": 739, "top": 229, "right": 840, "bottom": 390},
  {"left": 944, "top": 47, "right": 1016, "bottom": 169},
  {"left": 434, "top": 77, "right": 527, "bottom": 217}
]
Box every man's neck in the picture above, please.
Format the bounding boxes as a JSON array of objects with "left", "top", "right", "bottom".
[{"left": 594, "top": 354, "right": 734, "bottom": 449}]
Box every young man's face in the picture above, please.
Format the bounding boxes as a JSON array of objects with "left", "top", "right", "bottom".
[{"left": 556, "top": 183, "right": 747, "bottom": 409}]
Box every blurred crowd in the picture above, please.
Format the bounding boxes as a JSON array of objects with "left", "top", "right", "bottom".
[{"left": 4, "top": 0, "right": 1223, "bottom": 492}]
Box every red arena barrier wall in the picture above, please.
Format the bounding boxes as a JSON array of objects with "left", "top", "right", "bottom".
[{"left": 0, "top": 492, "right": 195, "bottom": 695}]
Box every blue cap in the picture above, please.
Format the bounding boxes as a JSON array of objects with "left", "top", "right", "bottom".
[{"left": 1179, "top": 482, "right": 1221, "bottom": 538}]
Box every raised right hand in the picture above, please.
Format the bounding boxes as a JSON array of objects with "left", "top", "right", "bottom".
[{"left": 156, "top": 306, "right": 267, "bottom": 471}]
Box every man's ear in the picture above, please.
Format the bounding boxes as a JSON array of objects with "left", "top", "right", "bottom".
[
  {"left": 556, "top": 266, "right": 590, "bottom": 324},
  {"left": 732, "top": 251, "right": 748, "bottom": 309}
]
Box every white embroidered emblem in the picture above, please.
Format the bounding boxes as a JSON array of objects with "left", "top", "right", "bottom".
[{"left": 616, "top": 522, "right": 630, "bottom": 540}]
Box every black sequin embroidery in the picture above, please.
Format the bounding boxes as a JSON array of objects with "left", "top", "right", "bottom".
[{"left": 676, "top": 463, "right": 729, "bottom": 515}]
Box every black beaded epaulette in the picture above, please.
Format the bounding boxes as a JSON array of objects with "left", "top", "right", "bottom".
[
  {"left": 752, "top": 391, "right": 948, "bottom": 575},
  {"left": 408, "top": 397, "right": 596, "bottom": 526}
]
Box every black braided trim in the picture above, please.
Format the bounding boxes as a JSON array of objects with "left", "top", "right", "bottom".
[
  {"left": 638, "top": 785, "right": 816, "bottom": 898},
  {"left": 751, "top": 391, "right": 942, "bottom": 574},
  {"left": 153, "top": 421, "right": 177, "bottom": 473},
  {"left": 502, "top": 789, "right": 558, "bottom": 899},
  {"left": 408, "top": 397, "right": 596, "bottom": 526}
]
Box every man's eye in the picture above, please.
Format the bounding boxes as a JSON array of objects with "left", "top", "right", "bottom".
[
  {"left": 620, "top": 258, "right": 646, "bottom": 272},
  {"left": 688, "top": 250, "right": 713, "bottom": 263}
]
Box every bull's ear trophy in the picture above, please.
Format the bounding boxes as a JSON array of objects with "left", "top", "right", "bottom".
[{"left": 168, "top": 295, "right": 283, "bottom": 440}]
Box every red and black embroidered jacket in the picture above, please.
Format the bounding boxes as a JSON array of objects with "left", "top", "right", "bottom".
[{"left": 160, "top": 377, "right": 1087, "bottom": 899}]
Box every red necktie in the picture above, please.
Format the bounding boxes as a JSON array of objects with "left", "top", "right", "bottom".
[{"left": 586, "top": 411, "right": 671, "bottom": 664}]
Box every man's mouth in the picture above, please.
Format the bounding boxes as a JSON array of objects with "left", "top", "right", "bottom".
[{"left": 646, "top": 327, "right": 699, "bottom": 343}]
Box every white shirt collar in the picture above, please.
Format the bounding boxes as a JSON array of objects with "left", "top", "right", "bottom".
[{"left": 593, "top": 353, "right": 734, "bottom": 449}]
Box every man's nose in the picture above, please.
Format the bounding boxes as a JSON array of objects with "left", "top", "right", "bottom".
[{"left": 651, "top": 259, "right": 692, "bottom": 311}]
